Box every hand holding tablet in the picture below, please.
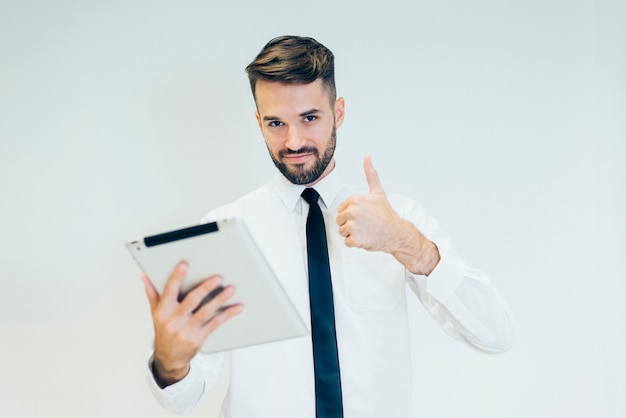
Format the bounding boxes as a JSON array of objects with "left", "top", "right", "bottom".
[
  {"left": 140, "top": 261, "right": 242, "bottom": 387},
  {"left": 127, "top": 218, "right": 307, "bottom": 385}
]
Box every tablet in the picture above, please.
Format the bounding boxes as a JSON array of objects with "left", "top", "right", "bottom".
[{"left": 126, "top": 218, "right": 308, "bottom": 353}]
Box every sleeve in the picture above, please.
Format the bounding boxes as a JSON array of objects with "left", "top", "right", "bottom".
[
  {"left": 393, "top": 195, "right": 516, "bottom": 354},
  {"left": 146, "top": 351, "right": 225, "bottom": 414}
]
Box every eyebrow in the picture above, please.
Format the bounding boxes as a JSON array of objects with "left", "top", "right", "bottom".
[
  {"left": 300, "top": 109, "right": 320, "bottom": 117},
  {"left": 262, "top": 108, "right": 321, "bottom": 121}
]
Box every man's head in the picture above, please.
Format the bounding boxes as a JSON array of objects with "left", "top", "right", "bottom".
[
  {"left": 246, "top": 35, "right": 336, "bottom": 107},
  {"left": 246, "top": 36, "right": 344, "bottom": 186}
]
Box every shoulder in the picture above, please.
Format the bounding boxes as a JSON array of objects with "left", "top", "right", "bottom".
[{"left": 200, "top": 181, "right": 274, "bottom": 223}]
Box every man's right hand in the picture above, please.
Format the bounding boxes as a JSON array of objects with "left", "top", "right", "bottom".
[{"left": 141, "top": 261, "right": 243, "bottom": 387}]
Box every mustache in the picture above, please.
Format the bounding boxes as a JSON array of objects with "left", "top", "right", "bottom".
[{"left": 279, "top": 147, "right": 318, "bottom": 158}]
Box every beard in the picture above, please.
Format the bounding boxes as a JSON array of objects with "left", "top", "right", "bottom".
[{"left": 267, "top": 125, "right": 337, "bottom": 185}]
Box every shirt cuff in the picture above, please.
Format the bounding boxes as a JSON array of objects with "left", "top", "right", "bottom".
[
  {"left": 419, "top": 246, "right": 465, "bottom": 302},
  {"left": 146, "top": 352, "right": 223, "bottom": 414}
]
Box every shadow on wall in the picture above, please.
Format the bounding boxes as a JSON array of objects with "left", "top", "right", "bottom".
[{"left": 145, "top": 69, "right": 271, "bottom": 212}]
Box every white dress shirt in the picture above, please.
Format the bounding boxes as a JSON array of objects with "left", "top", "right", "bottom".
[{"left": 147, "top": 164, "right": 515, "bottom": 417}]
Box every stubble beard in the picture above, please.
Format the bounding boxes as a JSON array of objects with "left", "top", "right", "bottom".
[{"left": 268, "top": 126, "right": 337, "bottom": 185}]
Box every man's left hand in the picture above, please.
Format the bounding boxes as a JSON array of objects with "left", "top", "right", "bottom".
[{"left": 336, "top": 156, "right": 440, "bottom": 276}]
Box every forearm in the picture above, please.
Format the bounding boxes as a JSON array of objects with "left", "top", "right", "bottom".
[{"left": 389, "top": 217, "right": 441, "bottom": 276}]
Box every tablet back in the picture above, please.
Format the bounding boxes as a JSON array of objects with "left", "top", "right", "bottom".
[{"left": 126, "top": 218, "right": 308, "bottom": 353}]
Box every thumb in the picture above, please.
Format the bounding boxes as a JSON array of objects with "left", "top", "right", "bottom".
[{"left": 364, "top": 155, "right": 384, "bottom": 194}]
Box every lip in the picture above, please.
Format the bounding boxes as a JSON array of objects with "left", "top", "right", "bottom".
[{"left": 283, "top": 153, "right": 313, "bottom": 164}]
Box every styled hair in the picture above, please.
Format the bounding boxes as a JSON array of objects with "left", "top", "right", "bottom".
[{"left": 245, "top": 35, "right": 336, "bottom": 105}]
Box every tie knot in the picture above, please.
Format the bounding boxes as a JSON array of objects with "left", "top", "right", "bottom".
[{"left": 301, "top": 188, "right": 320, "bottom": 205}]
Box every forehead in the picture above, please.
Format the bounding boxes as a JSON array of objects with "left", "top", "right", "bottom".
[{"left": 254, "top": 79, "right": 333, "bottom": 117}]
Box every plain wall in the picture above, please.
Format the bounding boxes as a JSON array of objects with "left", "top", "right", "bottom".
[{"left": 1, "top": 0, "right": 624, "bottom": 417}]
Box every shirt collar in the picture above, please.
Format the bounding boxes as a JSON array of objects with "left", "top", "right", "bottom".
[{"left": 272, "top": 162, "right": 342, "bottom": 212}]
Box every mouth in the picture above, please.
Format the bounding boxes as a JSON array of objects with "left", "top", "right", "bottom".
[
  {"left": 280, "top": 147, "right": 317, "bottom": 165},
  {"left": 283, "top": 152, "right": 313, "bottom": 164}
]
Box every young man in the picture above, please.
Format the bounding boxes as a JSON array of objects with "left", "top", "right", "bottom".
[{"left": 142, "top": 36, "right": 514, "bottom": 417}]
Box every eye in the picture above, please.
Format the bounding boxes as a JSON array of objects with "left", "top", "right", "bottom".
[
  {"left": 304, "top": 115, "right": 317, "bottom": 122},
  {"left": 268, "top": 121, "right": 284, "bottom": 127}
]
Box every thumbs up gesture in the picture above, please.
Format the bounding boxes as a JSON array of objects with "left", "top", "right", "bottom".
[
  {"left": 363, "top": 154, "right": 385, "bottom": 195},
  {"left": 336, "top": 156, "right": 440, "bottom": 275},
  {"left": 336, "top": 156, "right": 395, "bottom": 251}
]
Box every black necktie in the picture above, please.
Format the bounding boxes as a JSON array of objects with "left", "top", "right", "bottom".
[{"left": 301, "top": 188, "right": 343, "bottom": 418}]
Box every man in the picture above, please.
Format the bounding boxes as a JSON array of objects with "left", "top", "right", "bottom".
[{"left": 141, "top": 35, "right": 514, "bottom": 417}]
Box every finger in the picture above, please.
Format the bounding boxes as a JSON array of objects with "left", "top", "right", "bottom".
[
  {"left": 364, "top": 155, "right": 384, "bottom": 195},
  {"left": 199, "top": 303, "right": 244, "bottom": 338},
  {"left": 336, "top": 197, "right": 357, "bottom": 225},
  {"left": 178, "top": 275, "right": 224, "bottom": 315},
  {"left": 344, "top": 236, "right": 356, "bottom": 248},
  {"left": 336, "top": 209, "right": 349, "bottom": 226},
  {"left": 337, "top": 197, "right": 351, "bottom": 214},
  {"left": 161, "top": 261, "right": 188, "bottom": 301},
  {"left": 189, "top": 285, "right": 238, "bottom": 328},
  {"left": 141, "top": 273, "right": 160, "bottom": 312},
  {"left": 338, "top": 222, "right": 351, "bottom": 238}
]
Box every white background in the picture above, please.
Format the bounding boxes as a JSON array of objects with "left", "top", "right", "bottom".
[{"left": 1, "top": 1, "right": 624, "bottom": 417}]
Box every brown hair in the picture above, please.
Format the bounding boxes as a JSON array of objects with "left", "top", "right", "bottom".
[{"left": 245, "top": 35, "right": 336, "bottom": 105}]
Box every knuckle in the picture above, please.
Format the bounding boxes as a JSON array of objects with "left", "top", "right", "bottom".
[
  {"left": 185, "top": 278, "right": 219, "bottom": 305},
  {"left": 163, "top": 322, "right": 179, "bottom": 336},
  {"left": 186, "top": 338, "right": 201, "bottom": 352},
  {"left": 196, "top": 300, "right": 218, "bottom": 318},
  {"left": 153, "top": 308, "right": 169, "bottom": 325},
  {"left": 215, "top": 307, "right": 237, "bottom": 324},
  {"left": 211, "top": 313, "right": 227, "bottom": 326},
  {"left": 175, "top": 328, "right": 198, "bottom": 349}
]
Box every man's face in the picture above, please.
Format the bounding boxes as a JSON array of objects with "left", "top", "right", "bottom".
[{"left": 254, "top": 78, "right": 345, "bottom": 186}]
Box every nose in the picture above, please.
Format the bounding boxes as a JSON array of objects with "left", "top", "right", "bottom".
[{"left": 285, "top": 125, "right": 304, "bottom": 151}]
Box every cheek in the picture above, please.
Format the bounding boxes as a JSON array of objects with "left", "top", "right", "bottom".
[
  {"left": 309, "top": 124, "right": 333, "bottom": 146},
  {"left": 263, "top": 133, "right": 283, "bottom": 154}
]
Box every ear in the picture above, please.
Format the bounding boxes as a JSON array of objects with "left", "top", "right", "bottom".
[
  {"left": 334, "top": 97, "right": 345, "bottom": 128},
  {"left": 254, "top": 110, "right": 263, "bottom": 132}
]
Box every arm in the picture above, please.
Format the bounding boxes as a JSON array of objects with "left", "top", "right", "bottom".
[
  {"left": 400, "top": 201, "right": 515, "bottom": 353},
  {"left": 336, "top": 156, "right": 514, "bottom": 353}
]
